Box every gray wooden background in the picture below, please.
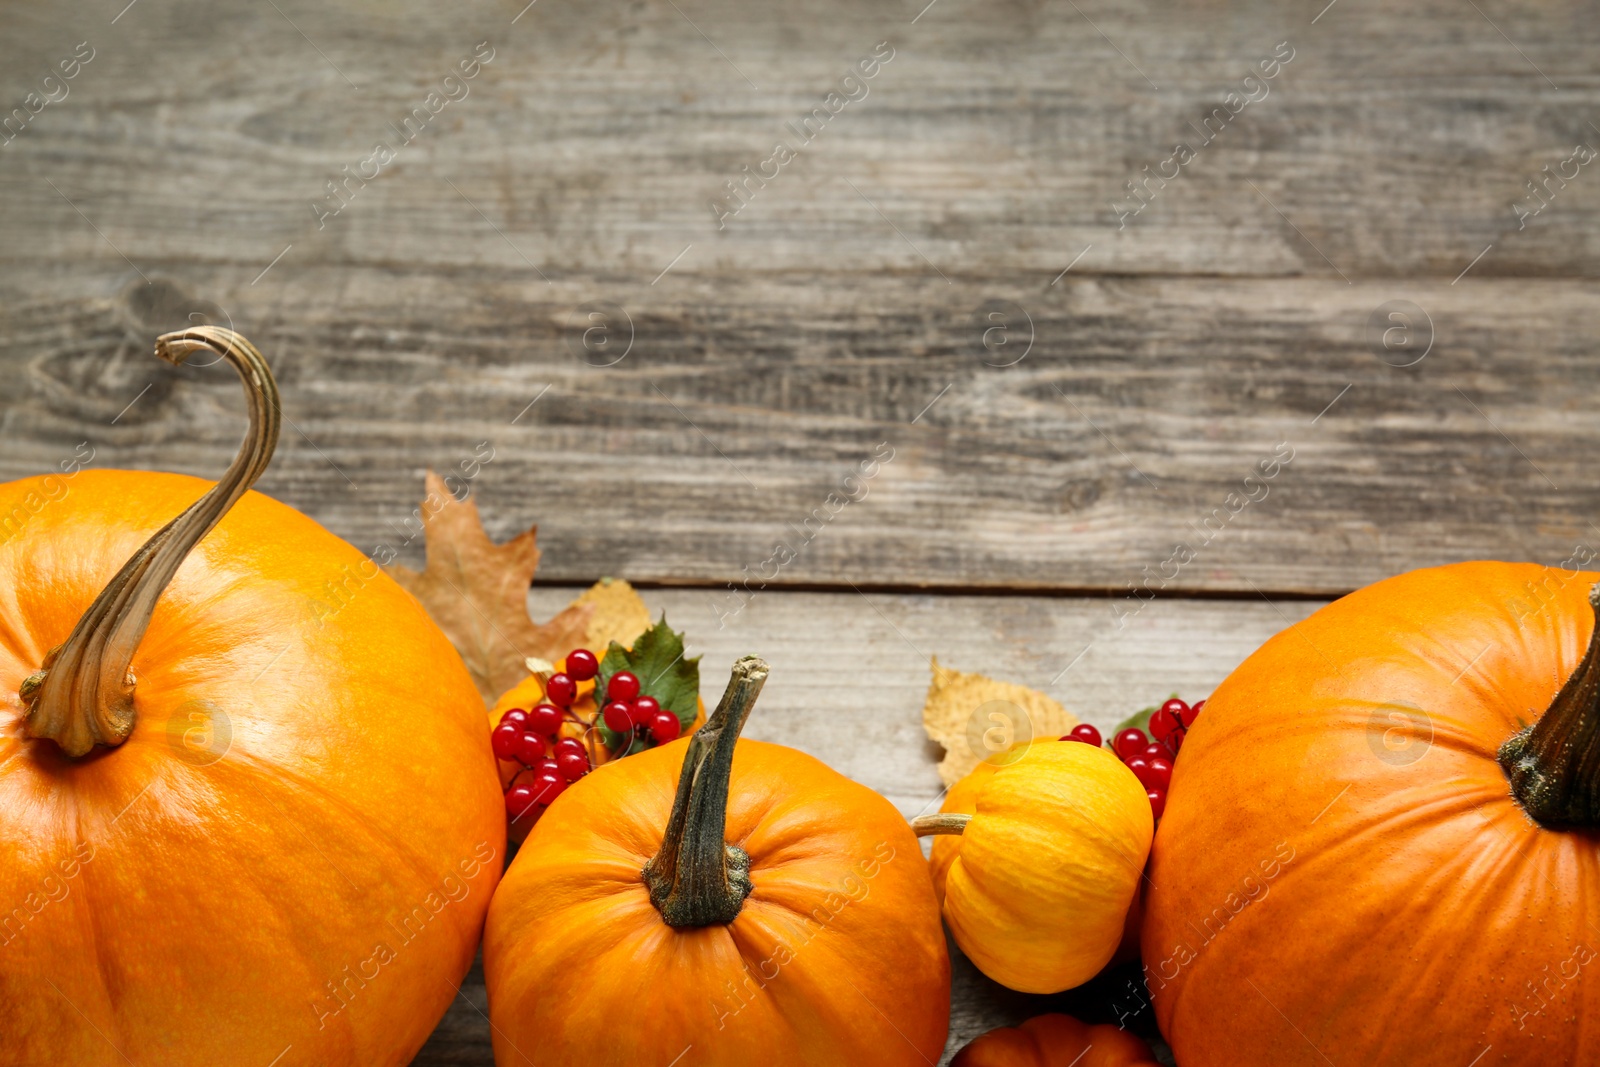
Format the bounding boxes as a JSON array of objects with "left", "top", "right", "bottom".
[{"left": 2, "top": 0, "right": 1595, "bottom": 1062}]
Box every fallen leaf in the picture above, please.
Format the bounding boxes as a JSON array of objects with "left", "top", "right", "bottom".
[
  {"left": 567, "top": 577, "right": 652, "bottom": 653},
  {"left": 922, "top": 656, "right": 1079, "bottom": 786},
  {"left": 386, "top": 471, "right": 592, "bottom": 706}
]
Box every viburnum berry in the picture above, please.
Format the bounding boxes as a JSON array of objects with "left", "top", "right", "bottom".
[
  {"left": 1064, "top": 723, "right": 1102, "bottom": 747},
  {"left": 607, "top": 671, "right": 641, "bottom": 702},
  {"left": 533, "top": 757, "right": 560, "bottom": 780},
  {"left": 1182, "top": 699, "right": 1205, "bottom": 727},
  {"left": 649, "top": 711, "right": 681, "bottom": 744},
  {"left": 1113, "top": 728, "right": 1148, "bottom": 761},
  {"left": 603, "top": 701, "right": 634, "bottom": 733},
  {"left": 1147, "top": 788, "right": 1166, "bottom": 819},
  {"left": 1141, "top": 741, "right": 1169, "bottom": 761},
  {"left": 1144, "top": 757, "right": 1173, "bottom": 791},
  {"left": 505, "top": 784, "right": 539, "bottom": 820},
  {"left": 1125, "top": 756, "right": 1151, "bottom": 783},
  {"left": 491, "top": 724, "right": 521, "bottom": 761},
  {"left": 553, "top": 736, "right": 587, "bottom": 761},
  {"left": 546, "top": 672, "right": 577, "bottom": 707},
  {"left": 501, "top": 708, "right": 530, "bottom": 730},
  {"left": 531, "top": 773, "right": 565, "bottom": 805},
  {"left": 565, "top": 648, "right": 599, "bottom": 682},
  {"left": 1149, "top": 703, "right": 1182, "bottom": 742},
  {"left": 513, "top": 731, "right": 547, "bottom": 766},
  {"left": 557, "top": 751, "right": 589, "bottom": 782},
  {"left": 529, "top": 703, "right": 564, "bottom": 736},
  {"left": 634, "top": 695, "right": 661, "bottom": 721}
]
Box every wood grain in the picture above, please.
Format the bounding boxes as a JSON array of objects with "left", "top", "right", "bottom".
[
  {"left": 4, "top": 269, "right": 1599, "bottom": 596},
  {"left": 410, "top": 587, "right": 1321, "bottom": 1066}
]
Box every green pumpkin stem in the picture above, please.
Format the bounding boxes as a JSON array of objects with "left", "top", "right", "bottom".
[
  {"left": 20, "top": 327, "right": 280, "bottom": 758},
  {"left": 644, "top": 655, "right": 768, "bottom": 927},
  {"left": 1500, "top": 582, "right": 1600, "bottom": 826}
]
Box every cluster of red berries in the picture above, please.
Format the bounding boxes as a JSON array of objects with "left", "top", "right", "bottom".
[
  {"left": 492, "top": 647, "right": 686, "bottom": 823},
  {"left": 1060, "top": 696, "right": 1204, "bottom": 820}
]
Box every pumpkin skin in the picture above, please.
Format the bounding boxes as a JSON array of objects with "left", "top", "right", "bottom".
[
  {"left": 930, "top": 742, "right": 1152, "bottom": 994},
  {"left": 483, "top": 735, "right": 950, "bottom": 1065},
  {"left": 0, "top": 471, "right": 505, "bottom": 1066},
  {"left": 951, "top": 1013, "right": 1160, "bottom": 1067},
  {"left": 1146, "top": 562, "right": 1600, "bottom": 1066}
]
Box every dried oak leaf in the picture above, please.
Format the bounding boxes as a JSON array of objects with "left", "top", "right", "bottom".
[
  {"left": 386, "top": 471, "right": 592, "bottom": 706},
  {"left": 922, "top": 655, "right": 1079, "bottom": 786},
  {"left": 568, "top": 577, "right": 652, "bottom": 654}
]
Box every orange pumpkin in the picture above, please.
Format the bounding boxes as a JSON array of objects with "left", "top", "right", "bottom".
[
  {"left": 484, "top": 656, "right": 950, "bottom": 1065},
  {"left": 1147, "top": 562, "right": 1600, "bottom": 1065},
  {"left": 917, "top": 741, "right": 1151, "bottom": 993},
  {"left": 952, "top": 1013, "right": 1160, "bottom": 1067},
  {"left": 0, "top": 328, "right": 503, "bottom": 1066}
]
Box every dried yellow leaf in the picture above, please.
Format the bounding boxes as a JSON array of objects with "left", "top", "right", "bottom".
[{"left": 922, "top": 656, "right": 1079, "bottom": 786}]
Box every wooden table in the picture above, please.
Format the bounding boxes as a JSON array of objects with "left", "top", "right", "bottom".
[{"left": 2, "top": 0, "right": 1595, "bottom": 1061}]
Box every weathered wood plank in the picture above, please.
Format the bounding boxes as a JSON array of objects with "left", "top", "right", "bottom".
[
  {"left": 407, "top": 588, "right": 1319, "bottom": 1064},
  {"left": 0, "top": 0, "right": 1597, "bottom": 279},
  {"left": 3, "top": 270, "right": 1597, "bottom": 596}
]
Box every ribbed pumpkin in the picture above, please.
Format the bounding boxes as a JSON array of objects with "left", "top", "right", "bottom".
[
  {"left": 1147, "top": 562, "right": 1600, "bottom": 1065},
  {"left": 951, "top": 1013, "right": 1160, "bottom": 1067},
  {"left": 916, "top": 740, "right": 1151, "bottom": 994},
  {"left": 0, "top": 329, "right": 503, "bottom": 1066},
  {"left": 484, "top": 656, "right": 950, "bottom": 1065}
]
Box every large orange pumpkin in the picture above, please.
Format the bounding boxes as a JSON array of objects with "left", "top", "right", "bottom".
[
  {"left": 951, "top": 1013, "right": 1160, "bottom": 1067},
  {"left": 1147, "top": 561, "right": 1600, "bottom": 1065},
  {"left": 484, "top": 656, "right": 950, "bottom": 1065},
  {"left": 0, "top": 328, "right": 503, "bottom": 1065}
]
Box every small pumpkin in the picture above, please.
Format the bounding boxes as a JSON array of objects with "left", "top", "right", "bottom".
[
  {"left": 484, "top": 656, "right": 950, "bottom": 1065},
  {"left": 1147, "top": 562, "right": 1600, "bottom": 1065},
  {"left": 951, "top": 1013, "right": 1160, "bottom": 1067},
  {"left": 915, "top": 740, "right": 1152, "bottom": 994},
  {"left": 0, "top": 329, "right": 504, "bottom": 1065}
]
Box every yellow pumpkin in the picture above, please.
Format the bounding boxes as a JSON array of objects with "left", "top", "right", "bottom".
[{"left": 916, "top": 740, "right": 1152, "bottom": 993}]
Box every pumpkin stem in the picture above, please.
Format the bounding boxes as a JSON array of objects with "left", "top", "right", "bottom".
[
  {"left": 643, "top": 655, "right": 768, "bottom": 927},
  {"left": 20, "top": 327, "right": 280, "bottom": 758},
  {"left": 910, "top": 813, "right": 972, "bottom": 837},
  {"left": 1500, "top": 582, "right": 1600, "bottom": 826}
]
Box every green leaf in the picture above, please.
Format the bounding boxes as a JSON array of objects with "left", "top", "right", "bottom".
[{"left": 596, "top": 615, "right": 702, "bottom": 738}]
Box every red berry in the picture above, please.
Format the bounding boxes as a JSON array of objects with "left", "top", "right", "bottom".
[
  {"left": 1113, "top": 728, "right": 1148, "bottom": 761},
  {"left": 1182, "top": 699, "right": 1204, "bottom": 727},
  {"left": 528, "top": 703, "right": 564, "bottom": 736},
  {"left": 1160, "top": 697, "right": 1189, "bottom": 718},
  {"left": 505, "top": 784, "right": 539, "bottom": 820},
  {"left": 566, "top": 648, "right": 599, "bottom": 681},
  {"left": 1142, "top": 742, "right": 1169, "bottom": 761},
  {"left": 1169, "top": 727, "right": 1185, "bottom": 754},
  {"left": 491, "top": 724, "right": 521, "bottom": 761},
  {"left": 607, "top": 671, "right": 641, "bottom": 702},
  {"left": 557, "top": 751, "right": 589, "bottom": 781},
  {"left": 531, "top": 773, "right": 565, "bottom": 805},
  {"left": 501, "top": 708, "right": 530, "bottom": 729},
  {"left": 1066, "top": 724, "right": 1102, "bottom": 747},
  {"left": 514, "top": 731, "right": 547, "bottom": 766},
  {"left": 1148, "top": 788, "right": 1166, "bottom": 819},
  {"left": 1125, "top": 756, "right": 1151, "bottom": 783},
  {"left": 649, "top": 711, "right": 681, "bottom": 744},
  {"left": 554, "top": 736, "right": 587, "bottom": 760},
  {"left": 1145, "top": 757, "right": 1173, "bottom": 791},
  {"left": 634, "top": 695, "right": 661, "bottom": 720},
  {"left": 603, "top": 701, "right": 635, "bottom": 733},
  {"left": 546, "top": 672, "right": 577, "bottom": 707},
  {"left": 1149, "top": 707, "right": 1179, "bottom": 742}
]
